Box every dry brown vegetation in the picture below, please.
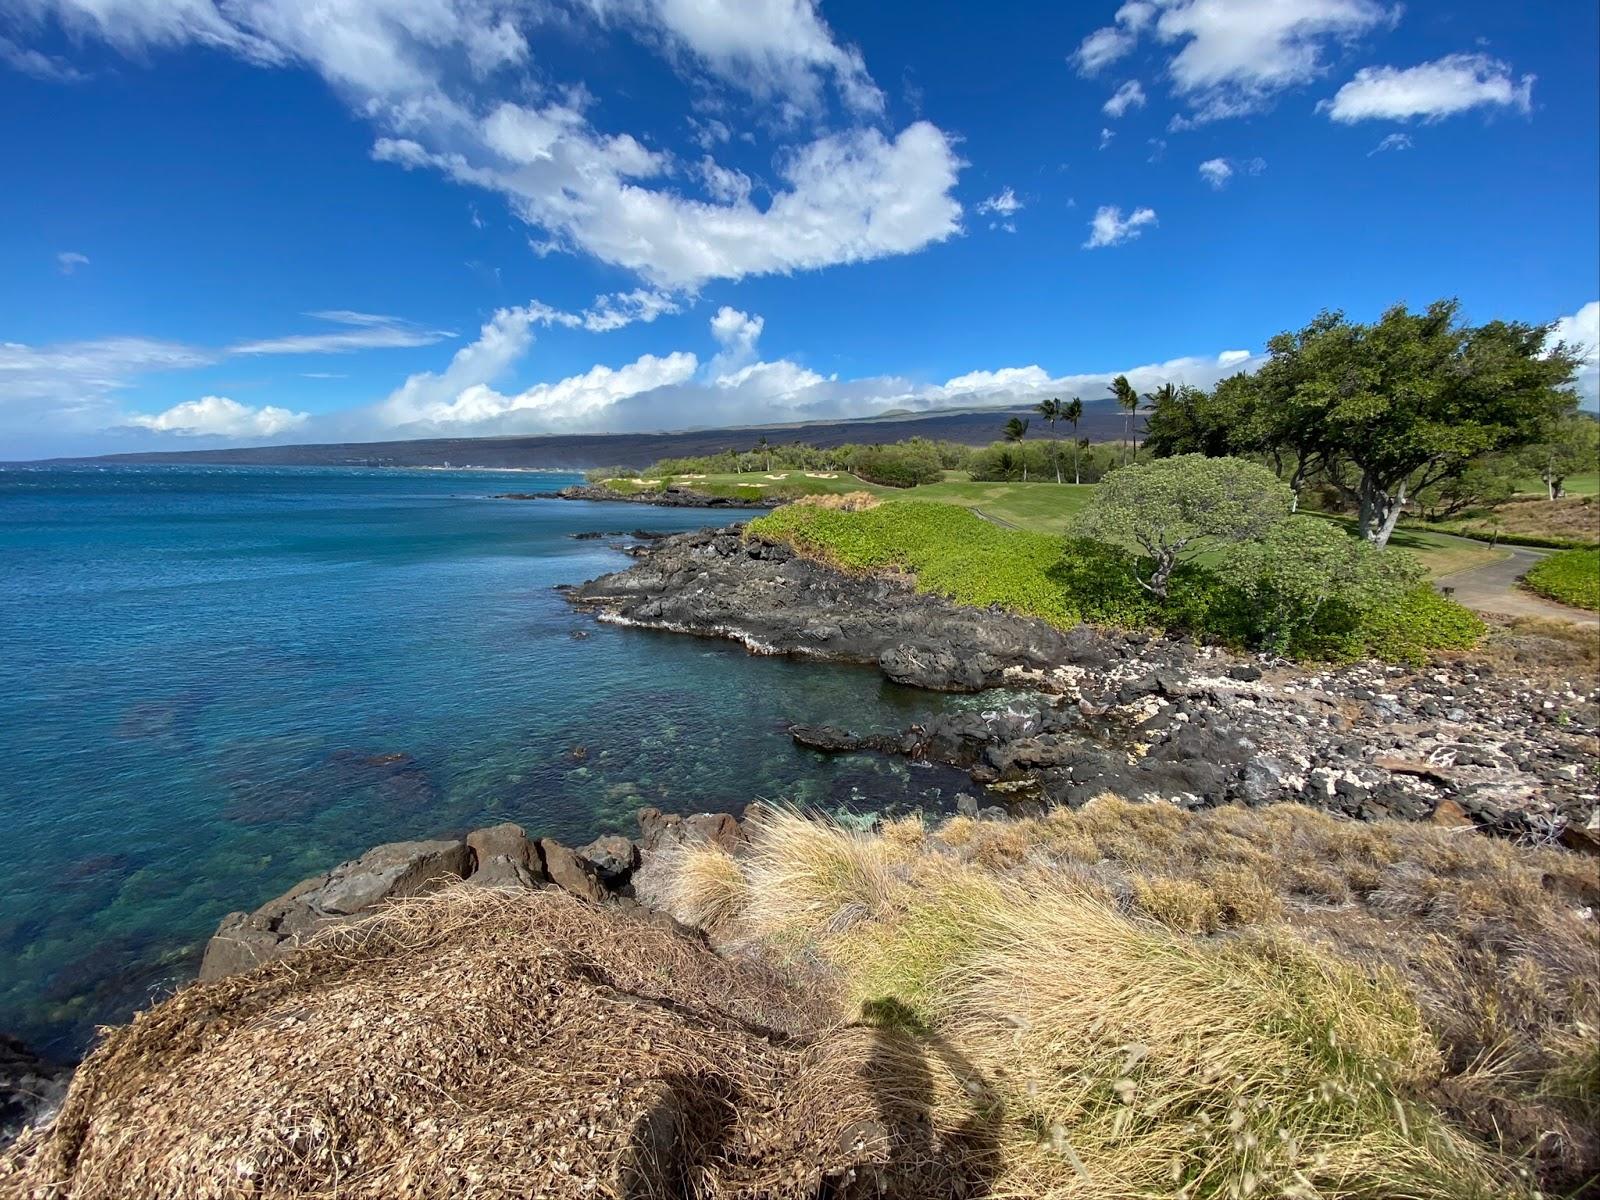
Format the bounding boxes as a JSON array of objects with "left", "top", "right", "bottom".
[
  {"left": 786, "top": 490, "right": 882, "bottom": 512},
  {"left": 665, "top": 803, "right": 1600, "bottom": 1199},
  {"left": 8, "top": 804, "right": 1595, "bottom": 1199},
  {"left": 1439, "top": 496, "right": 1600, "bottom": 545},
  {"left": 1460, "top": 614, "right": 1600, "bottom": 683},
  {"left": 0, "top": 889, "right": 987, "bottom": 1199}
]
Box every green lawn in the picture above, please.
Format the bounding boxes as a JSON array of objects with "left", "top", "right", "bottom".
[
  {"left": 603, "top": 471, "right": 1096, "bottom": 533},
  {"left": 1514, "top": 468, "right": 1599, "bottom": 497},
  {"left": 898, "top": 479, "right": 1095, "bottom": 534}
]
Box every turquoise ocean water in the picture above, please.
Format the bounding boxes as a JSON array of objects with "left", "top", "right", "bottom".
[{"left": 0, "top": 464, "right": 976, "bottom": 1055}]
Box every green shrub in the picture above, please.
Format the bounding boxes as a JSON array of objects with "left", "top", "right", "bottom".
[
  {"left": 847, "top": 442, "right": 945, "bottom": 488},
  {"left": 1524, "top": 548, "right": 1600, "bottom": 611},
  {"left": 1221, "top": 521, "right": 1428, "bottom": 657}
]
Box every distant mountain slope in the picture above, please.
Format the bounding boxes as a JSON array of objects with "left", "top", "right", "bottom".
[{"left": 60, "top": 399, "right": 1135, "bottom": 469}]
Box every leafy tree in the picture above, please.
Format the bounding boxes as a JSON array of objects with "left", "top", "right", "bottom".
[
  {"left": 1522, "top": 413, "right": 1599, "bottom": 500},
  {"left": 1075, "top": 454, "right": 1292, "bottom": 598},
  {"left": 1412, "top": 455, "right": 1519, "bottom": 519},
  {"left": 1108, "top": 375, "right": 1140, "bottom": 463},
  {"left": 1035, "top": 397, "right": 1066, "bottom": 482},
  {"left": 1224, "top": 519, "right": 1426, "bottom": 655},
  {"left": 1003, "top": 416, "right": 1031, "bottom": 481},
  {"left": 1064, "top": 397, "right": 1085, "bottom": 483},
  {"left": 1254, "top": 300, "right": 1581, "bottom": 546}
]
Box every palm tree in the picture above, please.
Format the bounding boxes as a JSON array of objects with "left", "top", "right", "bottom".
[
  {"left": 755, "top": 435, "right": 771, "bottom": 471},
  {"left": 1035, "top": 397, "right": 1065, "bottom": 482},
  {"left": 1108, "top": 375, "right": 1139, "bottom": 463},
  {"left": 1003, "top": 416, "right": 1030, "bottom": 481},
  {"left": 1063, "top": 397, "right": 1084, "bottom": 484},
  {"left": 1142, "top": 382, "right": 1179, "bottom": 460}
]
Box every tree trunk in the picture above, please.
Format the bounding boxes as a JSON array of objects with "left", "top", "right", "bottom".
[
  {"left": 1073, "top": 439, "right": 1081, "bottom": 485},
  {"left": 1053, "top": 427, "right": 1062, "bottom": 484},
  {"left": 1359, "top": 474, "right": 1407, "bottom": 548},
  {"left": 1146, "top": 549, "right": 1176, "bottom": 599},
  {"left": 1288, "top": 457, "right": 1310, "bottom": 515}
]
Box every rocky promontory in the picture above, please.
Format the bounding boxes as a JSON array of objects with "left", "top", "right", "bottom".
[{"left": 571, "top": 525, "right": 1600, "bottom": 839}]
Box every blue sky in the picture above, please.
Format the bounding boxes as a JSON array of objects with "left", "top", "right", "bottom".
[{"left": 2, "top": 0, "right": 1596, "bottom": 459}]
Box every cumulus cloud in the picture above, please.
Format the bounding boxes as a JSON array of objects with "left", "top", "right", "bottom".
[
  {"left": 55, "top": 250, "right": 90, "bottom": 274},
  {"left": 124, "top": 395, "right": 309, "bottom": 436},
  {"left": 1084, "top": 204, "right": 1157, "bottom": 249},
  {"left": 14, "top": 0, "right": 962, "bottom": 290},
  {"left": 1548, "top": 300, "right": 1599, "bottom": 408},
  {"left": 707, "top": 305, "right": 764, "bottom": 375},
  {"left": 340, "top": 298, "right": 1268, "bottom": 437},
  {"left": 1102, "top": 79, "right": 1147, "bottom": 117},
  {"left": 1077, "top": 0, "right": 1396, "bottom": 123},
  {"left": 1321, "top": 53, "right": 1534, "bottom": 123}
]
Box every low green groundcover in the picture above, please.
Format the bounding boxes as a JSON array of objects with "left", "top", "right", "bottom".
[
  {"left": 749, "top": 500, "right": 1484, "bottom": 662},
  {"left": 1523, "top": 548, "right": 1600, "bottom": 611}
]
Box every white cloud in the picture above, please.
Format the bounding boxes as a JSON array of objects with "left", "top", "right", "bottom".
[
  {"left": 1548, "top": 300, "right": 1599, "bottom": 407},
  {"left": 976, "top": 187, "right": 1022, "bottom": 217},
  {"left": 975, "top": 187, "right": 1023, "bottom": 231},
  {"left": 591, "top": 0, "right": 884, "bottom": 115},
  {"left": 373, "top": 304, "right": 543, "bottom": 428},
  {"left": 1084, "top": 204, "right": 1157, "bottom": 249},
  {"left": 0, "top": 32, "right": 85, "bottom": 79},
  {"left": 1198, "top": 155, "right": 1264, "bottom": 188},
  {"left": 1098, "top": 127, "right": 1116, "bottom": 149},
  {"left": 1321, "top": 53, "right": 1534, "bottom": 123},
  {"left": 56, "top": 250, "right": 90, "bottom": 274},
  {"left": 707, "top": 305, "right": 764, "bottom": 375},
  {"left": 230, "top": 310, "right": 454, "bottom": 355},
  {"left": 1102, "top": 79, "right": 1146, "bottom": 117},
  {"left": 14, "top": 0, "right": 962, "bottom": 290},
  {"left": 1368, "top": 131, "right": 1413, "bottom": 154},
  {"left": 0, "top": 335, "right": 213, "bottom": 442},
  {"left": 381, "top": 116, "right": 964, "bottom": 289},
  {"left": 577, "top": 289, "right": 683, "bottom": 333},
  {"left": 1198, "top": 157, "right": 1232, "bottom": 188},
  {"left": 125, "top": 395, "right": 309, "bottom": 436},
  {"left": 1080, "top": 0, "right": 1395, "bottom": 123},
  {"left": 1071, "top": 2, "right": 1156, "bottom": 74}
]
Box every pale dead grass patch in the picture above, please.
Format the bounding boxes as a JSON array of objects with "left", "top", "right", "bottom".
[{"left": 668, "top": 801, "right": 1599, "bottom": 1197}]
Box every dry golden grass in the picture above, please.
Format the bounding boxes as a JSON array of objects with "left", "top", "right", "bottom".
[
  {"left": 787, "top": 489, "right": 882, "bottom": 511},
  {"left": 670, "top": 803, "right": 1600, "bottom": 1198},
  {"left": 1, "top": 888, "right": 992, "bottom": 1199},
  {"left": 1462, "top": 614, "right": 1600, "bottom": 681}
]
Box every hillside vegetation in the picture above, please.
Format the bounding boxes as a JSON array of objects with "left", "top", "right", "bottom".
[{"left": 748, "top": 499, "right": 1483, "bottom": 661}]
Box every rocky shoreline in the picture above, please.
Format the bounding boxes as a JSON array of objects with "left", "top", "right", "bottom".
[
  {"left": 571, "top": 524, "right": 1600, "bottom": 840},
  {"left": 7, "top": 514, "right": 1594, "bottom": 1151},
  {"left": 499, "top": 483, "right": 779, "bottom": 509}
]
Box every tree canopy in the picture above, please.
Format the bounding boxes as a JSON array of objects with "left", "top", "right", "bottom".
[
  {"left": 1142, "top": 299, "right": 1583, "bottom": 545},
  {"left": 1074, "top": 454, "right": 1292, "bottom": 597}
]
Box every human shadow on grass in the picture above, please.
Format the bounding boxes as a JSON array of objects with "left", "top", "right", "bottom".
[{"left": 829, "top": 996, "right": 1003, "bottom": 1199}]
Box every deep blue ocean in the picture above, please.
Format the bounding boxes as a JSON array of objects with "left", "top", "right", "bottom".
[{"left": 0, "top": 464, "right": 978, "bottom": 1056}]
